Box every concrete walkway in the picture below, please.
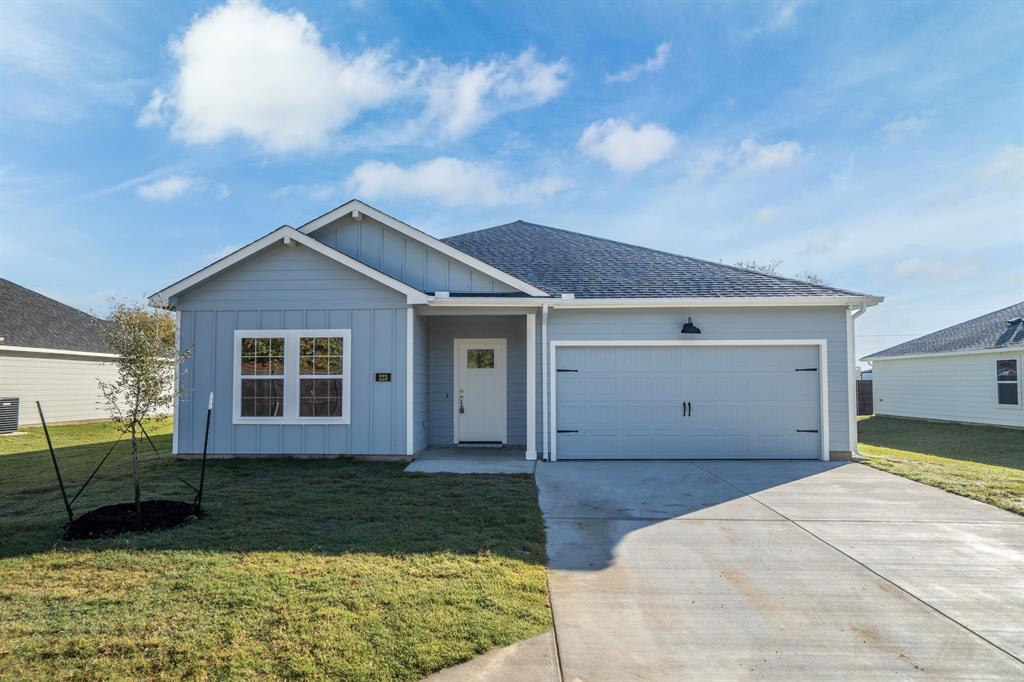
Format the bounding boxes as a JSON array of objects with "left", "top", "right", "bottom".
[
  {"left": 405, "top": 447, "right": 535, "bottom": 474},
  {"left": 536, "top": 460, "right": 1024, "bottom": 681}
]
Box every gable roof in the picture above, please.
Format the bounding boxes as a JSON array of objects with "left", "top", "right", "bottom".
[
  {"left": 864, "top": 301, "right": 1024, "bottom": 360},
  {"left": 149, "top": 226, "right": 430, "bottom": 307},
  {"left": 298, "top": 199, "right": 549, "bottom": 297},
  {"left": 443, "top": 220, "right": 878, "bottom": 300},
  {"left": 0, "top": 278, "right": 113, "bottom": 355}
]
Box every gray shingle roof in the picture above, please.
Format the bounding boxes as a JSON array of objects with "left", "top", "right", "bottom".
[
  {"left": 443, "top": 220, "right": 873, "bottom": 299},
  {"left": 0, "top": 279, "right": 112, "bottom": 354},
  {"left": 864, "top": 301, "right": 1024, "bottom": 359}
]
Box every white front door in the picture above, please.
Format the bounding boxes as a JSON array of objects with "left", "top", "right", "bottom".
[{"left": 454, "top": 338, "right": 507, "bottom": 444}]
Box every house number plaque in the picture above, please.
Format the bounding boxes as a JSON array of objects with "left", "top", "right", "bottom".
[{"left": 375, "top": 372, "right": 392, "bottom": 382}]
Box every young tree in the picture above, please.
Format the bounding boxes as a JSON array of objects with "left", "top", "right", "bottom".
[
  {"left": 98, "top": 303, "right": 189, "bottom": 518},
  {"left": 734, "top": 260, "right": 829, "bottom": 285}
]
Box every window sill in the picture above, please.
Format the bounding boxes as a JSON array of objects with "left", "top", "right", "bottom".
[{"left": 233, "top": 417, "right": 351, "bottom": 426}]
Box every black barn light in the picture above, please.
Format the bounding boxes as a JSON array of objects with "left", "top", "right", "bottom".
[{"left": 681, "top": 316, "right": 701, "bottom": 334}]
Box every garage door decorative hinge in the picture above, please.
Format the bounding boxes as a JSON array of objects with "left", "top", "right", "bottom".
[
  {"left": 556, "top": 368, "right": 578, "bottom": 373},
  {"left": 557, "top": 429, "right": 579, "bottom": 433},
  {"left": 796, "top": 429, "right": 819, "bottom": 433},
  {"left": 794, "top": 367, "right": 818, "bottom": 372}
]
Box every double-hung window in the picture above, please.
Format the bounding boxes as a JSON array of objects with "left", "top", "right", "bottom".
[
  {"left": 234, "top": 330, "right": 351, "bottom": 424},
  {"left": 996, "top": 358, "right": 1019, "bottom": 406}
]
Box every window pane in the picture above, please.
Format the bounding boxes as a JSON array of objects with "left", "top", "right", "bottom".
[
  {"left": 241, "top": 337, "right": 284, "bottom": 376},
  {"left": 240, "top": 379, "right": 284, "bottom": 416},
  {"left": 997, "top": 359, "right": 1018, "bottom": 381},
  {"left": 299, "top": 336, "right": 343, "bottom": 376},
  {"left": 299, "top": 378, "right": 343, "bottom": 417},
  {"left": 467, "top": 349, "right": 495, "bottom": 368},
  {"left": 997, "top": 382, "right": 1019, "bottom": 405}
]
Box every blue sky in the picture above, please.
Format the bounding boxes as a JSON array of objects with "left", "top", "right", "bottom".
[{"left": 1, "top": 0, "right": 1022, "bottom": 363}]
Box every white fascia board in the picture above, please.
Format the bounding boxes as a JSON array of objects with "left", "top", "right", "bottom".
[
  {"left": 867, "top": 347, "right": 1023, "bottom": 362},
  {"left": 297, "top": 199, "right": 550, "bottom": 298},
  {"left": 0, "top": 344, "right": 118, "bottom": 359},
  {"left": 149, "top": 226, "right": 429, "bottom": 307},
  {"left": 427, "top": 295, "right": 881, "bottom": 309}
]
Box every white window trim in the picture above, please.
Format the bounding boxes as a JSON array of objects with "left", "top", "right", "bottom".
[
  {"left": 548, "top": 339, "right": 830, "bottom": 462},
  {"left": 995, "top": 355, "right": 1022, "bottom": 409},
  {"left": 233, "top": 329, "right": 352, "bottom": 425}
]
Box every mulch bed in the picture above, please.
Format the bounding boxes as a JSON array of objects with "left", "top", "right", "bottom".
[{"left": 64, "top": 500, "right": 202, "bottom": 540}]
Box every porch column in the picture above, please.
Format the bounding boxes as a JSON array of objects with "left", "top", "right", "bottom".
[{"left": 525, "top": 312, "right": 537, "bottom": 460}]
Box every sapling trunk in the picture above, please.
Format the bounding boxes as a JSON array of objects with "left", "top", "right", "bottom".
[{"left": 131, "top": 421, "right": 142, "bottom": 518}]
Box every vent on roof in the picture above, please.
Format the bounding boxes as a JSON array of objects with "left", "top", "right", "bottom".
[{"left": 1009, "top": 317, "right": 1023, "bottom": 325}]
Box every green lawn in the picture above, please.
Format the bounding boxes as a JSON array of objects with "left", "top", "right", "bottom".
[
  {"left": 0, "top": 420, "right": 550, "bottom": 680},
  {"left": 858, "top": 416, "right": 1024, "bottom": 515}
]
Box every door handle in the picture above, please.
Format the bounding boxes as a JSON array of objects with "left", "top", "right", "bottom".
[
  {"left": 458, "top": 391, "right": 465, "bottom": 414},
  {"left": 682, "top": 401, "right": 691, "bottom": 417}
]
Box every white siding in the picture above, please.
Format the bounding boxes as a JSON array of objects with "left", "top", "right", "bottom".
[
  {"left": 872, "top": 351, "right": 1024, "bottom": 428},
  {"left": 0, "top": 351, "right": 119, "bottom": 426}
]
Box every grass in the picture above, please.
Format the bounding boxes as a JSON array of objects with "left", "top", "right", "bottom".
[
  {"left": 0, "top": 420, "right": 550, "bottom": 680},
  {"left": 858, "top": 416, "right": 1024, "bottom": 515}
]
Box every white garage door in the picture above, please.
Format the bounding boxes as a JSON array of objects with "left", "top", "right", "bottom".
[{"left": 554, "top": 345, "right": 823, "bottom": 460}]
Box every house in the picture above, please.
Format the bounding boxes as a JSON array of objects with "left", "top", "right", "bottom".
[
  {"left": 150, "top": 199, "right": 883, "bottom": 461},
  {"left": 0, "top": 278, "right": 117, "bottom": 428},
  {"left": 863, "top": 302, "right": 1024, "bottom": 428}
]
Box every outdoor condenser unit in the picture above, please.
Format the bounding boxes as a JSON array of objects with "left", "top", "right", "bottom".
[{"left": 0, "top": 398, "right": 19, "bottom": 434}]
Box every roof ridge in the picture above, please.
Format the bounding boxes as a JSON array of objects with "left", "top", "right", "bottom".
[
  {"left": 864, "top": 300, "right": 1024, "bottom": 358},
  {"left": 447, "top": 220, "right": 866, "bottom": 298}
]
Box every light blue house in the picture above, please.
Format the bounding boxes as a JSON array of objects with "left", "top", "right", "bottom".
[{"left": 150, "top": 200, "right": 882, "bottom": 461}]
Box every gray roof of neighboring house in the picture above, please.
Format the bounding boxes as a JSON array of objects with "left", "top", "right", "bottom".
[
  {"left": 443, "top": 220, "right": 873, "bottom": 299},
  {"left": 864, "top": 301, "right": 1024, "bottom": 360},
  {"left": 0, "top": 278, "right": 112, "bottom": 354}
]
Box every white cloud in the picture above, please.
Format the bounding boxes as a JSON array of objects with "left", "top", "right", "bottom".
[
  {"left": 606, "top": 42, "right": 671, "bottom": 83},
  {"left": 137, "top": 175, "right": 196, "bottom": 201},
  {"left": 756, "top": 205, "right": 782, "bottom": 222},
  {"left": 423, "top": 48, "right": 569, "bottom": 140},
  {"left": 979, "top": 144, "right": 1024, "bottom": 180},
  {"left": 217, "top": 184, "right": 232, "bottom": 199},
  {"left": 750, "top": 1, "right": 809, "bottom": 35},
  {"left": 883, "top": 115, "right": 928, "bottom": 142},
  {"left": 139, "top": 1, "right": 569, "bottom": 152},
  {"left": 688, "top": 137, "right": 803, "bottom": 179},
  {"left": 345, "top": 157, "right": 571, "bottom": 207},
  {"left": 578, "top": 119, "right": 678, "bottom": 173}
]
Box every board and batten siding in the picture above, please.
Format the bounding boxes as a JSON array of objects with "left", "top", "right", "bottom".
[
  {"left": 427, "top": 315, "right": 527, "bottom": 446},
  {"left": 311, "top": 214, "right": 517, "bottom": 294},
  {"left": 545, "top": 306, "right": 853, "bottom": 454},
  {"left": 172, "top": 242, "right": 409, "bottom": 456},
  {"left": 872, "top": 350, "right": 1024, "bottom": 428},
  {"left": 413, "top": 314, "right": 430, "bottom": 452},
  {"left": 0, "top": 350, "right": 120, "bottom": 426}
]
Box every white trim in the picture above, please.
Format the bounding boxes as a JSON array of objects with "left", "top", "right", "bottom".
[
  {"left": 0, "top": 344, "right": 117, "bottom": 359},
  {"left": 846, "top": 304, "right": 867, "bottom": 452},
  {"left": 406, "top": 307, "right": 415, "bottom": 455},
  {"left": 150, "top": 227, "right": 429, "bottom": 307},
  {"left": 525, "top": 313, "right": 537, "bottom": 460},
  {"left": 453, "top": 338, "right": 508, "bottom": 444},
  {"left": 867, "top": 347, "right": 1023, "bottom": 362},
  {"left": 172, "top": 310, "right": 181, "bottom": 456},
  {"left": 549, "top": 339, "right": 831, "bottom": 462},
  {"left": 541, "top": 304, "right": 550, "bottom": 460},
  {"left": 232, "top": 329, "right": 352, "bottom": 425},
  {"left": 297, "top": 199, "right": 549, "bottom": 297},
  {"left": 427, "top": 295, "right": 881, "bottom": 308}
]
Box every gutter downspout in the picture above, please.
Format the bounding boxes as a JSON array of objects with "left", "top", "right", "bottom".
[
  {"left": 541, "top": 303, "right": 550, "bottom": 461},
  {"left": 848, "top": 303, "right": 868, "bottom": 455}
]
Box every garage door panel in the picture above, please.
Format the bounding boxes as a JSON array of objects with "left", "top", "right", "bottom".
[{"left": 555, "top": 345, "right": 821, "bottom": 460}]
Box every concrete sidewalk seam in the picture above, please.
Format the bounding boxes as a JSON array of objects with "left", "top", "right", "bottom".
[{"left": 689, "top": 461, "right": 1024, "bottom": 667}]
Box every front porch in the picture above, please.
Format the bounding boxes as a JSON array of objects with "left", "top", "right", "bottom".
[
  {"left": 405, "top": 446, "right": 535, "bottom": 474},
  {"left": 413, "top": 311, "right": 538, "bottom": 460}
]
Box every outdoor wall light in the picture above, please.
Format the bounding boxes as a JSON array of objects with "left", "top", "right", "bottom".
[{"left": 681, "top": 317, "right": 702, "bottom": 334}]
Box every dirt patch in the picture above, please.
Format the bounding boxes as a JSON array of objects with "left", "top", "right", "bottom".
[{"left": 64, "top": 500, "right": 202, "bottom": 540}]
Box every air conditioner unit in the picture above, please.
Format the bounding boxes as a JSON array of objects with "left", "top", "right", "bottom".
[{"left": 0, "top": 398, "right": 19, "bottom": 434}]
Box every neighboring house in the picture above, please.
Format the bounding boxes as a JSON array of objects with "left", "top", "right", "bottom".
[
  {"left": 863, "top": 302, "right": 1024, "bottom": 428},
  {"left": 858, "top": 369, "right": 872, "bottom": 381},
  {"left": 0, "top": 279, "right": 117, "bottom": 427},
  {"left": 150, "top": 199, "right": 882, "bottom": 461}
]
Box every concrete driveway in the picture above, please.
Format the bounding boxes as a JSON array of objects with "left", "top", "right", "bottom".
[{"left": 536, "top": 460, "right": 1024, "bottom": 680}]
